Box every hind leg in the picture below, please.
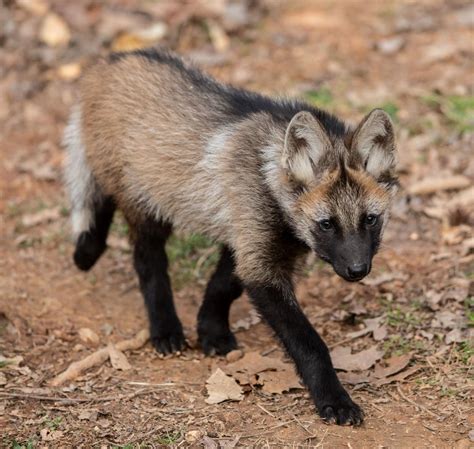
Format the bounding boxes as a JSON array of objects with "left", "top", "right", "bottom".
[
  {"left": 198, "top": 246, "right": 243, "bottom": 355},
  {"left": 133, "top": 219, "right": 186, "bottom": 354},
  {"left": 73, "top": 196, "right": 116, "bottom": 271}
]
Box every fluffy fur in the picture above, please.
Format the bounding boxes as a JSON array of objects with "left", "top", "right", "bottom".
[{"left": 63, "top": 48, "right": 398, "bottom": 426}]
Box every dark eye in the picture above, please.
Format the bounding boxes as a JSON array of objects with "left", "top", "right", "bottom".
[
  {"left": 365, "top": 214, "right": 378, "bottom": 227},
  {"left": 319, "top": 219, "right": 333, "bottom": 231}
]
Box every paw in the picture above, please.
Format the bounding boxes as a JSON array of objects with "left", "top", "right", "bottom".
[
  {"left": 318, "top": 395, "right": 364, "bottom": 426},
  {"left": 198, "top": 329, "right": 237, "bottom": 356},
  {"left": 151, "top": 330, "right": 186, "bottom": 355}
]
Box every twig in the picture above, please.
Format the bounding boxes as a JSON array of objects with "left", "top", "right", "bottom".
[
  {"left": 256, "top": 403, "right": 276, "bottom": 418},
  {"left": 0, "top": 388, "right": 151, "bottom": 404},
  {"left": 396, "top": 385, "right": 441, "bottom": 419},
  {"left": 291, "top": 413, "right": 314, "bottom": 436},
  {"left": 261, "top": 346, "right": 278, "bottom": 356},
  {"left": 48, "top": 329, "right": 150, "bottom": 386},
  {"left": 328, "top": 334, "right": 363, "bottom": 349}
]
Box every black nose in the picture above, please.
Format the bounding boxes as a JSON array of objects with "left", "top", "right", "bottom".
[{"left": 347, "top": 263, "right": 368, "bottom": 280}]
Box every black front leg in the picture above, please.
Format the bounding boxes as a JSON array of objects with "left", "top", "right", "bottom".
[{"left": 246, "top": 282, "right": 363, "bottom": 426}]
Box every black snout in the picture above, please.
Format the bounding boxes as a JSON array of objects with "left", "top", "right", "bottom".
[{"left": 346, "top": 263, "right": 369, "bottom": 281}]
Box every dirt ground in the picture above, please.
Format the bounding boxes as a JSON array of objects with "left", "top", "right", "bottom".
[{"left": 0, "top": 0, "right": 473, "bottom": 447}]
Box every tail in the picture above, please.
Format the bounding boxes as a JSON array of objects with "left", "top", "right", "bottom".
[{"left": 63, "top": 105, "right": 115, "bottom": 271}]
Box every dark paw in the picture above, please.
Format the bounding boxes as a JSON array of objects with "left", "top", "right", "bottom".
[
  {"left": 198, "top": 329, "right": 237, "bottom": 356},
  {"left": 319, "top": 396, "right": 364, "bottom": 426},
  {"left": 151, "top": 330, "right": 187, "bottom": 355}
]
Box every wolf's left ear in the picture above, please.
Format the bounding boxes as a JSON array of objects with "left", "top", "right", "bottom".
[
  {"left": 351, "top": 109, "right": 396, "bottom": 181},
  {"left": 283, "top": 111, "right": 332, "bottom": 185}
]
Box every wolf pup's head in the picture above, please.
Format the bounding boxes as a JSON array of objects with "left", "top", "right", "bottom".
[{"left": 280, "top": 109, "right": 398, "bottom": 282}]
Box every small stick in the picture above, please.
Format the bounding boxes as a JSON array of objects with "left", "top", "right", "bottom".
[
  {"left": 49, "top": 329, "right": 150, "bottom": 386},
  {"left": 256, "top": 403, "right": 276, "bottom": 418},
  {"left": 396, "top": 385, "right": 441, "bottom": 419},
  {"left": 0, "top": 388, "right": 151, "bottom": 403}
]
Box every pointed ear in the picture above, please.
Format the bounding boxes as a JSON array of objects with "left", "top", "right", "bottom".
[
  {"left": 282, "top": 111, "right": 332, "bottom": 185},
  {"left": 351, "top": 109, "right": 397, "bottom": 181}
]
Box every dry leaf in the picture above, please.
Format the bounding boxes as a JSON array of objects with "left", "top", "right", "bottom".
[
  {"left": 224, "top": 351, "right": 287, "bottom": 385},
  {"left": 346, "top": 316, "right": 385, "bottom": 340},
  {"left": 339, "top": 371, "right": 371, "bottom": 385},
  {"left": 431, "top": 310, "right": 463, "bottom": 329},
  {"left": 111, "top": 23, "right": 167, "bottom": 52},
  {"left": 77, "top": 409, "right": 98, "bottom": 421},
  {"left": 362, "top": 272, "right": 408, "bottom": 286},
  {"left": 408, "top": 175, "right": 471, "bottom": 195},
  {"left": 78, "top": 328, "right": 100, "bottom": 346},
  {"left": 258, "top": 369, "right": 303, "bottom": 394},
  {"left": 205, "top": 368, "right": 243, "bottom": 404},
  {"left": 232, "top": 310, "right": 260, "bottom": 331},
  {"left": 17, "top": 0, "right": 48, "bottom": 16},
  {"left": 40, "top": 429, "right": 63, "bottom": 441},
  {"left": 108, "top": 345, "right": 132, "bottom": 370},
  {"left": 57, "top": 63, "right": 81, "bottom": 81},
  {"left": 331, "top": 345, "right": 383, "bottom": 371},
  {"left": 0, "top": 372, "right": 7, "bottom": 386},
  {"left": 373, "top": 366, "right": 419, "bottom": 387},
  {"left": 445, "top": 329, "right": 465, "bottom": 344},
  {"left": 21, "top": 207, "right": 61, "bottom": 227},
  {"left": 373, "top": 324, "right": 388, "bottom": 341},
  {"left": 374, "top": 354, "right": 411, "bottom": 379},
  {"left": 40, "top": 13, "right": 71, "bottom": 47},
  {"left": 200, "top": 436, "right": 219, "bottom": 449}
]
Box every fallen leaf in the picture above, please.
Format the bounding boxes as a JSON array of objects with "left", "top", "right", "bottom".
[
  {"left": 108, "top": 345, "right": 132, "bottom": 370},
  {"left": 373, "top": 366, "right": 419, "bottom": 387},
  {"left": 0, "top": 372, "right": 7, "bottom": 386},
  {"left": 205, "top": 368, "right": 243, "bottom": 404},
  {"left": 431, "top": 310, "right": 463, "bottom": 329},
  {"left": 362, "top": 272, "right": 408, "bottom": 286},
  {"left": 21, "top": 207, "right": 61, "bottom": 227},
  {"left": 346, "top": 316, "right": 386, "bottom": 340},
  {"left": 224, "top": 351, "right": 287, "bottom": 385},
  {"left": 376, "top": 36, "right": 405, "bottom": 55},
  {"left": 78, "top": 328, "right": 100, "bottom": 346},
  {"left": 339, "top": 371, "right": 371, "bottom": 385},
  {"left": 445, "top": 329, "right": 465, "bottom": 344},
  {"left": 200, "top": 436, "right": 219, "bottom": 449},
  {"left": 40, "top": 428, "right": 63, "bottom": 441},
  {"left": 408, "top": 175, "right": 471, "bottom": 195},
  {"left": 258, "top": 369, "right": 303, "bottom": 394},
  {"left": 374, "top": 354, "right": 412, "bottom": 379},
  {"left": 57, "top": 62, "right": 81, "bottom": 81},
  {"left": 17, "top": 0, "right": 48, "bottom": 16},
  {"left": 331, "top": 345, "right": 383, "bottom": 371},
  {"left": 111, "top": 23, "right": 168, "bottom": 52},
  {"left": 373, "top": 324, "right": 388, "bottom": 341},
  {"left": 39, "top": 13, "right": 71, "bottom": 47},
  {"left": 77, "top": 409, "right": 98, "bottom": 421},
  {"left": 232, "top": 310, "right": 260, "bottom": 331}
]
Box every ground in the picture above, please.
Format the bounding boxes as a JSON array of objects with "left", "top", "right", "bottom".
[{"left": 0, "top": 0, "right": 473, "bottom": 448}]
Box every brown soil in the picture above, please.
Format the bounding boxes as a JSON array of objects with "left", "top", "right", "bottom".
[{"left": 0, "top": 0, "right": 472, "bottom": 448}]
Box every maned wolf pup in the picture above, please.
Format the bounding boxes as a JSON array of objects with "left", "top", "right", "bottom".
[{"left": 64, "top": 48, "right": 398, "bottom": 425}]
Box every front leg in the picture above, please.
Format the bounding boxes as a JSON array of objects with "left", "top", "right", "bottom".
[{"left": 246, "top": 281, "right": 363, "bottom": 426}]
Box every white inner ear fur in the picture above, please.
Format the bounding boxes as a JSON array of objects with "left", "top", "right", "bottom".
[
  {"left": 283, "top": 112, "right": 331, "bottom": 184},
  {"left": 353, "top": 110, "right": 395, "bottom": 179}
]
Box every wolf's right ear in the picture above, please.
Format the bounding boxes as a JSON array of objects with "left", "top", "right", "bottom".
[{"left": 282, "top": 111, "right": 332, "bottom": 185}]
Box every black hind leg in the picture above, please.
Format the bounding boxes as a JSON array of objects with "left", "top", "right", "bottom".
[
  {"left": 198, "top": 246, "right": 243, "bottom": 355},
  {"left": 73, "top": 197, "right": 116, "bottom": 271},
  {"left": 133, "top": 219, "right": 186, "bottom": 354}
]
